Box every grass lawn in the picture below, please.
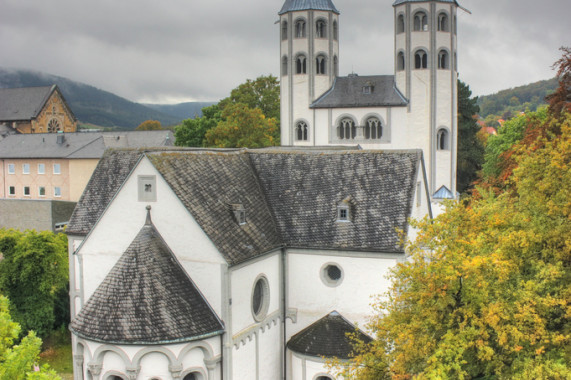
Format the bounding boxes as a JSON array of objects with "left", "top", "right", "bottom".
[{"left": 40, "top": 328, "right": 73, "bottom": 379}]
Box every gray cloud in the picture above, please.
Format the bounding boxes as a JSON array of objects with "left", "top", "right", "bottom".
[{"left": 0, "top": 0, "right": 569, "bottom": 102}]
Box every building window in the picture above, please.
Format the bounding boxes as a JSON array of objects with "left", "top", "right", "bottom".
[
  {"left": 438, "top": 12, "right": 449, "bottom": 31},
  {"left": 7, "top": 164, "right": 15, "bottom": 174},
  {"left": 295, "top": 19, "right": 306, "bottom": 38},
  {"left": 397, "top": 51, "right": 405, "bottom": 71},
  {"left": 333, "top": 21, "right": 338, "bottom": 40},
  {"left": 53, "top": 163, "right": 61, "bottom": 174},
  {"left": 438, "top": 50, "right": 449, "bottom": 69},
  {"left": 23, "top": 186, "right": 30, "bottom": 196},
  {"left": 364, "top": 117, "right": 382, "bottom": 139},
  {"left": 54, "top": 187, "right": 61, "bottom": 197},
  {"left": 337, "top": 118, "right": 356, "bottom": 140},
  {"left": 252, "top": 276, "right": 269, "bottom": 321},
  {"left": 39, "top": 186, "right": 46, "bottom": 197},
  {"left": 413, "top": 11, "right": 428, "bottom": 31},
  {"left": 316, "top": 19, "right": 326, "bottom": 38},
  {"left": 316, "top": 55, "right": 326, "bottom": 75},
  {"left": 315, "top": 376, "right": 334, "bottom": 380},
  {"left": 296, "top": 55, "right": 307, "bottom": 74},
  {"left": 38, "top": 163, "right": 45, "bottom": 174},
  {"left": 295, "top": 121, "right": 308, "bottom": 141},
  {"left": 138, "top": 175, "right": 157, "bottom": 202},
  {"left": 397, "top": 14, "right": 405, "bottom": 33},
  {"left": 22, "top": 163, "right": 30, "bottom": 174},
  {"left": 320, "top": 263, "right": 344, "bottom": 287},
  {"left": 362, "top": 84, "right": 373, "bottom": 94},
  {"left": 281, "top": 56, "right": 288, "bottom": 76},
  {"left": 48, "top": 119, "right": 61, "bottom": 132},
  {"left": 183, "top": 374, "right": 197, "bottom": 380},
  {"left": 281, "top": 21, "right": 288, "bottom": 40},
  {"left": 415, "top": 50, "right": 428, "bottom": 69},
  {"left": 8, "top": 186, "right": 15, "bottom": 196},
  {"left": 437, "top": 128, "right": 449, "bottom": 150}
]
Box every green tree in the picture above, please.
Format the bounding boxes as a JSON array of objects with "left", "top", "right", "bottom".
[
  {"left": 457, "top": 81, "right": 484, "bottom": 194},
  {"left": 337, "top": 113, "right": 571, "bottom": 379},
  {"left": 0, "top": 230, "right": 68, "bottom": 338},
  {"left": 220, "top": 75, "right": 280, "bottom": 121},
  {"left": 0, "top": 296, "right": 60, "bottom": 379},
  {"left": 174, "top": 104, "right": 222, "bottom": 147},
  {"left": 135, "top": 120, "right": 162, "bottom": 130},
  {"left": 204, "top": 103, "right": 278, "bottom": 148}
]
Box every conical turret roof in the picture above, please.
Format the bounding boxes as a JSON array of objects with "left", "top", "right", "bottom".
[{"left": 279, "top": 0, "right": 339, "bottom": 15}]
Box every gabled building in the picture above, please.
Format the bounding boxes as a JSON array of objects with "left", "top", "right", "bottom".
[
  {"left": 0, "top": 85, "right": 77, "bottom": 134},
  {"left": 67, "top": 147, "right": 431, "bottom": 380}
]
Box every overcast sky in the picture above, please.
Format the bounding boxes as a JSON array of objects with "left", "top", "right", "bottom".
[{"left": 1, "top": 0, "right": 569, "bottom": 104}]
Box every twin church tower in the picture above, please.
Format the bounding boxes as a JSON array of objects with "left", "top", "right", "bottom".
[{"left": 279, "top": 0, "right": 460, "bottom": 199}]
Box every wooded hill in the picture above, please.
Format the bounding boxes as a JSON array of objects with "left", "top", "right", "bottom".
[{"left": 0, "top": 68, "right": 214, "bottom": 129}]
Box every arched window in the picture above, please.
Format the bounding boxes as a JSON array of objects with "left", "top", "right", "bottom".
[
  {"left": 315, "top": 376, "right": 334, "bottom": 380},
  {"left": 397, "top": 51, "right": 405, "bottom": 71},
  {"left": 296, "top": 55, "right": 307, "bottom": 74},
  {"left": 316, "top": 20, "right": 327, "bottom": 38},
  {"left": 183, "top": 373, "right": 197, "bottom": 380},
  {"left": 282, "top": 56, "right": 288, "bottom": 76},
  {"left": 252, "top": 276, "right": 269, "bottom": 321},
  {"left": 413, "top": 11, "right": 428, "bottom": 31},
  {"left": 437, "top": 13, "right": 448, "bottom": 31},
  {"left": 397, "top": 14, "right": 405, "bottom": 33},
  {"left": 333, "top": 56, "right": 338, "bottom": 76},
  {"left": 295, "top": 19, "right": 306, "bottom": 38},
  {"left": 414, "top": 50, "right": 428, "bottom": 69},
  {"left": 281, "top": 21, "right": 288, "bottom": 40},
  {"left": 364, "top": 117, "right": 382, "bottom": 140},
  {"left": 438, "top": 50, "right": 449, "bottom": 69},
  {"left": 437, "top": 128, "right": 449, "bottom": 150},
  {"left": 337, "top": 118, "right": 356, "bottom": 140},
  {"left": 333, "top": 21, "right": 338, "bottom": 40},
  {"left": 48, "top": 119, "right": 61, "bottom": 132},
  {"left": 316, "top": 55, "right": 326, "bottom": 75},
  {"left": 295, "top": 121, "right": 308, "bottom": 141}
]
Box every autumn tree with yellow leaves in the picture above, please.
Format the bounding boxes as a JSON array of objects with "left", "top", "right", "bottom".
[{"left": 337, "top": 49, "right": 571, "bottom": 379}]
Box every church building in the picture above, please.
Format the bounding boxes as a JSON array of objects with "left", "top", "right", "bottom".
[{"left": 67, "top": 1, "right": 462, "bottom": 379}]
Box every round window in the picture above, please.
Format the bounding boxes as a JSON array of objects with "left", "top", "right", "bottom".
[
  {"left": 320, "top": 262, "right": 344, "bottom": 287},
  {"left": 251, "top": 276, "right": 269, "bottom": 321}
]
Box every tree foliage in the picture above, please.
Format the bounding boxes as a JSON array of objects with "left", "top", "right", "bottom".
[
  {"left": 0, "top": 296, "right": 60, "bottom": 379},
  {"left": 175, "top": 75, "right": 280, "bottom": 147},
  {"left": 546, "top": 46, "right": 571, "bottom": 118},
  {"left": 135, "top": 120, "right": 163, "bottom": 130},
  {"left": 338, "top": 113, "right": 571, "bottom": 379},
  {"left": 457, "top": 81, "right": 484, "bottom": 194},
  {"left": 204, "top": 103, "right": 278, "bottom": 148},
  {"left": 0, "top": 230, "right": 69, "bottom": 338}
]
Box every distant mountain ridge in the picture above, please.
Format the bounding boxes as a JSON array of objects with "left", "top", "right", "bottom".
[{"left": 0, "top": 68, "right": 214, "bottom": 129}]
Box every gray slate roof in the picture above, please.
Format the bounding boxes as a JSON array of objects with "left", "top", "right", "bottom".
[
  {"left": 69, "top": 210, "right": 224, "bottom": 344},
  {"left": 310, "top": 75, "right": 408, "bottom": 109},
  {"left": 279, "top": 0, "right": 339, "bottom": 14},
  {"left": 0, "top": 86, "right": 56, "bottom": 121},
  {"left": 68, "top": 148, "right": 422, "bottom": 263},
  {"left": 393, "top": 0, "right": 459, "bottom": 5},
  {"left": 287, "top": 311, "right": 372, "bottom": 358},
  {"left": 0, "top": 130, "right": 174, "bottom": 159}
]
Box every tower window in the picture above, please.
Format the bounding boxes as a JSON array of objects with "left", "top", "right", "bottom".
[
  {"left": 316, "top": 55, "right": 326, "bottom": 75},
  {"left": 333, "top": 21, "right": 338, "bottom": 40},
  {"left": 337, "top": 118, "right": 356, "bottom": 140},
  {"left": 281, "top": 21, "right": 288, "bottom": 40},
  {"left": 316, "top": 20, "right": 327, "bottom": 38},
  {"left": 437, "top": 128, "right": 449, "bottom": 150},
  {"left": 295, "top": 19, "right": 306, "bottom": 38},
  {"left": 282, "top": 56, "right": 288, "bottom": 76},
  {"left": 397, "top": 51, "right": 405, "bottom": 71},
  {"left": 296, "top": 55, "right": 307, "bottom": 74},
  {"left": 438, "top": 50, "right": 449, "bottom": 69},
  {"left": 364, "top": 117, "right": 382, "bottom": 140},
  {"left": 397, "top": 14, "right": 405, "bottom": 34},
  {"left": 413, "top": 11, "right": 428, "bottom": 31},
  {"left": 295, "top": 121, "right": 308, "bottom": 141},
  {"left": 415, "top": 50, "right": 428, "bottom": 69},
  {"left": 437, "top": 13, "right": 449, "bottom": 32}
]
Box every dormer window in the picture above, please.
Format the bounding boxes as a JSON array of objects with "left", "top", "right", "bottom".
[
  {"left": 231, "top": 204, "right": 247, "bottom": 225},
  {"left": 362, "top": 85, "right": 373, "bottom": 94},
  {"left": 337, "top": 196, "right": 352, "bottom": 222}
]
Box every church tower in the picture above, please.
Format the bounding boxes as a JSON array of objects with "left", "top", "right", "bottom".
[
  {"left": 394, "top": 0, "right": 459, "bottom": 197},
  {"left": 279, "top": 0, "right": 340, "bottom": 146}
]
